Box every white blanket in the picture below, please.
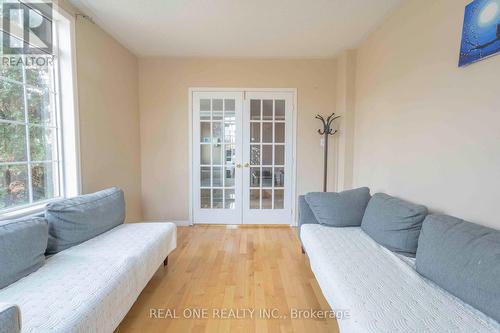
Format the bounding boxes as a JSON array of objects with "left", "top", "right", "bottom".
[
  {"left": 301, "top": 224, "right": 500, "bottom": 333},
  {"left": 0, "top": 222, "right": 176, "bottom": 333}
]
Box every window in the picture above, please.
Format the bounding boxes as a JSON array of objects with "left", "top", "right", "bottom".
[
  {"left": 0, "top": 57, "right": 60, "bottom": 211},
  {"left": 0, "top": 2, "right": 79, "bottom": 215}
]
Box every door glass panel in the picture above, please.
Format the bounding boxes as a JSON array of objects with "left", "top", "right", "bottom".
[
  {"left": 274, "top": 167, "right": 284, "bottom": 187},
  {"left": 213, "top": 167, "right": 223, "bottom": 187},
  {"left": 275, "top": 145, "right": 284, "bottom": 165},
  {"left": 275, "top": 100, "right": 285, "bottom": 121},
  {"left": 262, "top": 167, "right": 272, "bottom": 187},
  {"left": 201, "top": 189, "right": 211, "bottom": 208},
  {"left": 275, "top": 123, "right": 285, "bottom": 143},
  {"left": 250, "top": 100, "right": 261, "bottom": 120},
  {"left": 250, "top": 167, "right": 260, "bottom": 187},
  {"left": 201, "top": 167, "right": 211, "bottom": 187},
  {"left": 213, "top": 189, "right": 223, "bottom": 208},
  {"left": 212, "top": 144, "right": 222, "bottom": 165},
  {"left": 212, "top": 122, "right": 223, "bottom": 143},
  {"left": 201, "top": 145, "right": 211, "bottom": 165},
  {"left": 263, "top": 100, "right": 273, "bottom": 120},
  {"left": 262, "top": 123, "right": 273, "bottom": 143},
  {"left": 224, "top": 145, "right": 235, "bottom": 164},
  {"left": 250, "top": 189, "right": 260, "bottom": 209},
  {"left": 224, "top": 123, "right": 236, "bottom": 143},
  {"left": 225, "top": 166, "right": 235, "bottom": 187},
  {"left": 262, "top": 189, "right": 272, "bottom": 209},
  {"left": 262, "top": 145, "right": 272, "bottom": 165},
  {"left": 250, "top": 123, "right": 260, "bottom": 143},
  {"left": 212, "top": 99, "right": 223, "bottom": 120},
  {"left": 225, "top": 189, "right": 235, "bottom": 209},
  {"left": 274, "top": 189, "right": 284, "bottom": 209},
  {"left": 250, "top": 145, "right": 260, "bottom": 165},
  {"left": 200, "top": 99, "right": 211, "bottom": 120},
  {"left": 200, "top": 122, "right": 211, "bottom": 142},
  {"left": 247, "top": 97, "right": 288, "bottom": 211},
  {"left": 198, "top": 96, "right": 239, "bottom": 212},
  {"left": 225, "top": 99, "right": 235, "bottom": 113}
]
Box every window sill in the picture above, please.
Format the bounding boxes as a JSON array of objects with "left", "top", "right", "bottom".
[{"left": 0, "top": 199, "right": 61, "bottom": 221}]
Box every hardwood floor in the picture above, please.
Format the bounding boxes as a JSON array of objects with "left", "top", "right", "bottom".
[{"left": 117, "top": 225, "right": 339, "bottom": 333}]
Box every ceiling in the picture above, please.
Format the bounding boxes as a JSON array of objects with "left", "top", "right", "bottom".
[{"left": 68, "top": 0, "right": 404, "bottom": 58}]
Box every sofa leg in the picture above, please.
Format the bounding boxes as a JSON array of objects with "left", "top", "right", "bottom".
[{"left": 163, "top": 256, "right": 168, "bottom": 266}]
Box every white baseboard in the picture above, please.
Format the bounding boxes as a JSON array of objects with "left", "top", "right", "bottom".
[
  {"left": 139, "top": 220, "right": 192, "bottom": 226},
  {"left": 169, "top": 220, "right": 192, "bottom": 227}
]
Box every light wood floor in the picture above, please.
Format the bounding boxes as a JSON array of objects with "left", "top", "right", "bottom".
[{"left": 116, "top": 225, "right": 339, "bottom": 333}]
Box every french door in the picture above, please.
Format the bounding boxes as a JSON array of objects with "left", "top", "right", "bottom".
[{"left": 192, "top": 90, "right": 294, "bottom": 225}]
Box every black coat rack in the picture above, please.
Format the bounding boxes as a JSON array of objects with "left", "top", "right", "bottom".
[{"left": 316, "top": 113, "right": 341, "bottom": 192}]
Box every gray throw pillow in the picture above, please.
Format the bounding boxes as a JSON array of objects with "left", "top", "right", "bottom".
[
  {"left": 305, "top": 187, "right": 371, "bottom": 227},
  {"left": 45, "top": 187, "right": 125, "bottom": 254},
  {"left": 416, "top": 215, "right": 500, "bottom": 323},
  {"left": 0, "top": 217, "right": 48, "bottom": 289},
  {"left": 361, "top": 193, "right": 427, "bottom": 257},
  {"left": 0, "top": 304, "right": 21, "bottom": 333}
]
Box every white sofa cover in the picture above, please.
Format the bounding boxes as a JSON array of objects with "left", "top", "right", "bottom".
[
  {"left": 301, "top": 224, "right": 500, "bottom": 333},
  {"left": 0, "top": 222, "right": 176, "bottom": 333}
]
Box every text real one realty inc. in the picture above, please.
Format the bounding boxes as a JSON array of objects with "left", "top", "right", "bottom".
[{"left": 149, "top": 308, "right": 350, "bottom": 320}]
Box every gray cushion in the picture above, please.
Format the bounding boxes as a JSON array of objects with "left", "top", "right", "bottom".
[
  {"left": 416, "top": 215, "right": 500, "bottom": 322},
  {"left": 305, "top": 187, "right": 371, "bottom": 227},
  {"left": 0, "top": 217, "right": 48, "bottom": 289},
  {"left": 298, "top": 195, "right": 319, "bottom": 241},
  {"left": 361, "top": 193, "right": 427, "bottom": 257},
  {"left": 0, "top": 304, "right": 21, "bottom": 333},
  {"left": 45, "top": 187, "right": 125, "bottom": 254}
]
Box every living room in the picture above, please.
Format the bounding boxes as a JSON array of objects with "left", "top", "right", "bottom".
[{"left": 0, "top": 0, "right": 499, "bottom": 332}]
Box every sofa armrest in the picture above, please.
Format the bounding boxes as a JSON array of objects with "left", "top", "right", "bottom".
[
  {"left": 298, "top": 195, "right": 319, "bottom": 239},
  {"left": 0, "top": 303, "right": 21, "bottom": 333}
]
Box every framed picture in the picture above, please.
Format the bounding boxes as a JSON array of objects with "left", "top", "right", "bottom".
[{"left": 459, "top": 0, "right": 500, "bottom": 67}]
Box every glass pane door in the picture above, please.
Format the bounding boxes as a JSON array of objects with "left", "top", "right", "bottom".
[
  {"left": 193, "top": 92, "right": 243, "bottom": 224},
  {"left": 242, "top": 92, "right": 293, "bottom": 224}
]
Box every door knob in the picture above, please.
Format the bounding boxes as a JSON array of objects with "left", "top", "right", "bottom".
[
  {"left": 236, "top": 164, "right": 242, "bottom": 168},
  {"left": 244, "top": 163, "right": 250, "bottom": 168}
]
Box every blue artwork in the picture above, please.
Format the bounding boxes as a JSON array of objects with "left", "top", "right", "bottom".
[{"left": 459, "top": 0, "right": 500, "bottom": 66}]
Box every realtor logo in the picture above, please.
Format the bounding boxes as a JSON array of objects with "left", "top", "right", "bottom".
[{"left": 2, "top": 1, "right": 53, "bottom": 55}]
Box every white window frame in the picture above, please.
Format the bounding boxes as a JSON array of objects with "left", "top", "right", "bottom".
[{"left": 0, "top": 4, "right": 80, "bottom": 220}]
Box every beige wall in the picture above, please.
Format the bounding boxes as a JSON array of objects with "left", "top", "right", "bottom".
[
  {"left": 75, "top": 17, "right": 142, "bottom": 222},
  {"left": 334, "top": 50, "right": 357, "bottom": 192},
  {"left": 138, "top": 58, "right": 337, "bottom": 221},
  {"left": 353, "top": 0, "right": 500, "bottom": 228}
]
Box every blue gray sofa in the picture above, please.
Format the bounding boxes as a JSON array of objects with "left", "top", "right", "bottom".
[
  {"left": 0, "top": 188, "right": 177, "bottom": 333},
  {"left": 299, "top": 188, "right": 500, "bottom": 333}
]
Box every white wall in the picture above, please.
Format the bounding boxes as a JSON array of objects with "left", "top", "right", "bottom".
[{"left": 353, "top": 0, "right": 500, "bottom": 228}]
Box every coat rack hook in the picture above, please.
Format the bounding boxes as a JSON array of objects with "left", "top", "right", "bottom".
[{"left": 316, "top": 112, "right": 340, "bottom": 192}]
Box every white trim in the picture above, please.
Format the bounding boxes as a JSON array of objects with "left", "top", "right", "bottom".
[
  {"left": 190, "top": 87, "right": 296, "bottom": 93},
  {"left": 170, "top": 220, "right": 192, "bottom": 227},
  {"left": 56, "top": 6, "right": 82, "bottom": 196},
  {"left": 0, "top": 200, "right": 54, "bottom": 221},
  {"left": 188, "top": 88, "right": 298, "bottom": 226},
  {"left": 188, "top": 90, "right": 193, "bottom": 225},
  {"left": 141, "top": 220, "right": 192, "bottom": 227},
  {"left": 292, "top": 90, "right": 298, "bottom": 226},
  {"left": 0, "top": 5, "right": 80, "bottom": 218}
]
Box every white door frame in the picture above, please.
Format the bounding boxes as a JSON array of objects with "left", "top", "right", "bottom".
[{"left": 188, "top": 88, "right": 298, "bottom": 226}]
